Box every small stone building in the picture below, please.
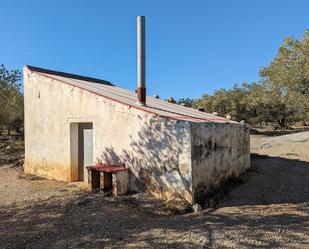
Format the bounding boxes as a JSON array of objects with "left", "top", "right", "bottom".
[{"left": 24, "top": 65, "right": 250, "bottom": 204}]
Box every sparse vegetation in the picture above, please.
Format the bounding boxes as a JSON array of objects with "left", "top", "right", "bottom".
[
  {"left": 184, "top": 30, "right": 309, "bottom": 128},
  {"left": 0, "top": 64, "right": 23, "bottom": 135}
]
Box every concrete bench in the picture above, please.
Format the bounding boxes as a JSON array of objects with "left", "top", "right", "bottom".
[{"left": 86, "top": 164, "right": 129, "bottom": 196}]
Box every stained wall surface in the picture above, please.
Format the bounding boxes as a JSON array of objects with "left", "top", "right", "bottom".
[{"left": 191, "top": 122, "right": 250, "bottom": 203}]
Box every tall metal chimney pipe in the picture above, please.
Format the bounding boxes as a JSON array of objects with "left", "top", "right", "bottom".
[{"left": 137, "top": 16, "right": 146, "bottom": 105}]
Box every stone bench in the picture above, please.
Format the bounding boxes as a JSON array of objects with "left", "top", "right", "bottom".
[{"left": 86, "top": 164, "right": 129, "bottom": 196}]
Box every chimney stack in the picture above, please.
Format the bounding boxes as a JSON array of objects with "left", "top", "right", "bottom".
[{"left": 137, "top": 16, "right": 146, "bottom": 106}]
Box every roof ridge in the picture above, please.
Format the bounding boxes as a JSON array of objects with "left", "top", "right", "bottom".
[{"left": 26, "top": 65, "right": 114, "bottom": 86}]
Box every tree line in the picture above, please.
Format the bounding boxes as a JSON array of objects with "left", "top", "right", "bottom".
[
  {"left": 0, "top": 64, "right": 23, "bottom": 135},
  {"left": 180, "top": 30, "right": 309, "bottom": 128}
]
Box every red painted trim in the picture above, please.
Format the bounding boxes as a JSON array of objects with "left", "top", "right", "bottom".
[{"left": 32, "top": 70, "right": 232, "bottom": 123}]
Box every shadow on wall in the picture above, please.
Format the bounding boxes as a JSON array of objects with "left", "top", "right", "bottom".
[{"left": 96, "top": 115, "right": 192, "bottom": 202}]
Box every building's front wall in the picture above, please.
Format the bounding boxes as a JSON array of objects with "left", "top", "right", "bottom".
[
  {"left": 191, "top": 122, "right": 250, "bottom": 203},
  {"left": 24, "top": 68, "right": 193, "bottom": 203}
]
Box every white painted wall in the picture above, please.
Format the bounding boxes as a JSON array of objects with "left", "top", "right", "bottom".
[
  {"left": 24, "top": 67, "right": 250, "bottom": 204},
  {"left": 24, "top": 67, "right": 193, "bottom": 203}
]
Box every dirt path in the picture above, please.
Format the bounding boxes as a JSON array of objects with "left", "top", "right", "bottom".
[
  {"left": 251, "top": 131, "right": 309, "bottom": 161},
  {"left": 0, "top": 132, "right": 309, "bottom": 248}
]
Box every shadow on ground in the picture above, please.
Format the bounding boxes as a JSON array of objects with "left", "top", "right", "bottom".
[
  {"left": 218, "top": 154, "right": 309, "bottom": 207},
  {"left": 251, "top": 127, "right": 309, "bottom": 137},
  {"left": 0, "top": 154, "right": 308, "bottom": 249}
]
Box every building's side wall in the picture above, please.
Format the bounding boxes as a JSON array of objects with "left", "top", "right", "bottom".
[
  {"left": 191, "top": 122, "right": 250, "bottom": 203},
  {"left": 24, "top": 68, "right": 193, "bottom": 203}
]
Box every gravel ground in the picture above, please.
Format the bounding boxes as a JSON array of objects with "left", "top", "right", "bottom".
[
  {"left": 251, "top": 130, "right": 309, "bottom": 161},
  {"left": 0, "top": 132, "right": 309, "bottom": 249}
]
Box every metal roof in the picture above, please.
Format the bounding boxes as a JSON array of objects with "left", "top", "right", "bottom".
[{"left": 26, "top": 65, "right": 233, "bottom": 123}]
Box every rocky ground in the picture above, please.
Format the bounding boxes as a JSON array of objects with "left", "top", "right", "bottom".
[
  {"left": 0, "top": 132, "right": 308, "bottom": 249},
  {"left": 0, "top": 135, "right": 24, "bottom": 167}
]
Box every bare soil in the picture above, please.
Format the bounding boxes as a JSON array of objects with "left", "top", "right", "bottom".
[
  {"left": 0, "top": 135, "right": 24, "bottom": 167},
  {"left": 0, "top": 132, "right": 308, "bottom": 249}
]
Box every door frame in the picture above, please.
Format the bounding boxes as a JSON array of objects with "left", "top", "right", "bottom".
[{"left": 70, "top": 122, "right": 94, "bottom": 182}]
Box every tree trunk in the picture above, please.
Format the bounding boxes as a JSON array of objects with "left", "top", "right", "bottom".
[{"left": 278, "top": 118, "right": 287, "bottom": 130}]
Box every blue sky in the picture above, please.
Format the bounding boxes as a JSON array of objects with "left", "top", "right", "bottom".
[{"left": 1, "top": 0, "right": 309, "bottom": 99}]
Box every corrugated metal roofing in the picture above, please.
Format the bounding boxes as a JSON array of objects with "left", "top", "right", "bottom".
[{"left": 26, "top": 65, "right": 234, "bottom": 123}]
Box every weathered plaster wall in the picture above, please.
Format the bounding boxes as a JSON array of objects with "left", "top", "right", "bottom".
[
  {"left": 24, "top": 67, "right": 193, "bottom": 203},
  {"left": 191, "top": 122, "right": 250, "bottom": 203},
  {"left": 24, "top": 67, "right": 250, "bottom": 204}
]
